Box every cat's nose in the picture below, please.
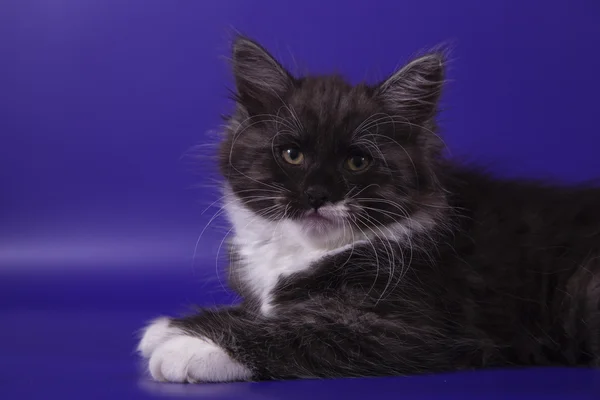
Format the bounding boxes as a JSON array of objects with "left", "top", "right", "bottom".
[{"left": 304, "top": 186, "right": 329, "bottom": 210}]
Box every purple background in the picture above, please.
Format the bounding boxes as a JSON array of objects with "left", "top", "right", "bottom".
[{"left": 1, "top": 0, "right": 600, "bottom": 398}]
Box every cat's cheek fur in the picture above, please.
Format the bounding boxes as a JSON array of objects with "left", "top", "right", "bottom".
[{"left": 138, "top": 318, "right": 252, "bottom": 383}]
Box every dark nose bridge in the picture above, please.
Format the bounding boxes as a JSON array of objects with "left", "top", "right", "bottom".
[{"left": 304, "top": 165, "right": 337, "bottom": 191}]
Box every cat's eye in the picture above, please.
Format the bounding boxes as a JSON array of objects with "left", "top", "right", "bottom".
[
  {"left": 346, "top": 154, "right": 371, "bottom": 171},
  {"left": 282, "top": 147, "right": 304, "bottom": 165}
]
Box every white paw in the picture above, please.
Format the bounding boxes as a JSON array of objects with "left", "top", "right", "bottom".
[
  {"left": 137, "top": 317, "right": 182, "bottom": 358},
  {"left": 137, "top": 318, "right": 252, "bottom": 383}
]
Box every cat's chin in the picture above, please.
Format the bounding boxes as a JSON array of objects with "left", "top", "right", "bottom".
[{"left": 295, "top": 210, "right": 346, "bottom": 237}]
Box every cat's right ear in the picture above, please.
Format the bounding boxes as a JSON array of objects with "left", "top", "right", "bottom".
[{"left": 232, "top": 36, "right": 294, "bottom": 114}]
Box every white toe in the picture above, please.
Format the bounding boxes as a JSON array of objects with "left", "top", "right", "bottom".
[{"left": 137, "top": 317, "right": 182, "bottom": 358}]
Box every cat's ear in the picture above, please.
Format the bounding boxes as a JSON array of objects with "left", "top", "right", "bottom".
[
  {"left": 232, "top": 36, "right": 294, "bottom": 113},
  {"left": 376, "top": 52, "right": 446, "bottom": 122}
]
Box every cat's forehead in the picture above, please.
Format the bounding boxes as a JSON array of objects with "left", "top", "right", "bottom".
[{"left": 287, "top": 76, "right": 377, "bottom": 132}]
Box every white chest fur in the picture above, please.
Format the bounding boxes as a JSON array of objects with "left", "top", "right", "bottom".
[
  {"left": 222, "top": 188, "right": 436, "bottom": 315},
  {"left": 224, "top": 193, "right": 357, "bottom": 315}
]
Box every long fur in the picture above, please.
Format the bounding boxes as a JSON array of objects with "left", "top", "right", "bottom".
[{"left": 138, "top": 36, "right": 600, "bottom": 383}]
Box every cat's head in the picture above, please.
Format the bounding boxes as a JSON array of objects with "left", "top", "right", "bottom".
[{"left": 219, "top": 37, "right": 448, "bottom": 242}]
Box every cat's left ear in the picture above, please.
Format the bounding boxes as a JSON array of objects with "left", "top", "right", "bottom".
[{"left": 376, "top": 52, "right": 446, "bottom": 122}]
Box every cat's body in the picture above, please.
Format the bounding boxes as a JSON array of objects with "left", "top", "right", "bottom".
[{"left": 137, "top": 37, "right": 600, "bottom": 383}]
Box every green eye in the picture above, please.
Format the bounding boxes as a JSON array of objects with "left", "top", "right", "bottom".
[
  {"left": 282, "top": 148, "right": 304, "bottom": 165},
  {"left": 346, "top": 154, "right": 370, "bottom": 171}
]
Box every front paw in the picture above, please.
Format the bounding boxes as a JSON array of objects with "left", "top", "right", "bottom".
[
  {"left": 137, "top": 318, "right": 252, "bottom": 383},
  {"left": 137, "top": 317, "right": 179, "bottom": 358}
]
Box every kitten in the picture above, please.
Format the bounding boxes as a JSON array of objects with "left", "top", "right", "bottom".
[{"left": 137, "top": 36, "right": 600, "bottom": 383}]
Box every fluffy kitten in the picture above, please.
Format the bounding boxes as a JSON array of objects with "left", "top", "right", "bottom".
[{"left": 137, "top": 36, "right": 600, "bottom": 383}]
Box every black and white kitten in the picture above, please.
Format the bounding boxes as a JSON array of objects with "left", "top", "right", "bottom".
[{"left": 137, "top": 37, "right": 600, "bottom": 383}]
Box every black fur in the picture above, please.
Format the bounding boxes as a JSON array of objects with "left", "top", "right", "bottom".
[{"left": 168, "top": 36, "right": 600, "bottom": 380}]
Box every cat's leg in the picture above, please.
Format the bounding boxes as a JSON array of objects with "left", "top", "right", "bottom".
[
  {"left": 562, "top": 255, "right": 600, "bottom": 366},
  {"left": 584, "top": 261, "right": 600, "bottom": 366},
  {"left": 137, "top": 311, "right": 252, "bottom": 383},
  {"left": 138, "top": 305, "right": 461, "bottom": 383}
]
